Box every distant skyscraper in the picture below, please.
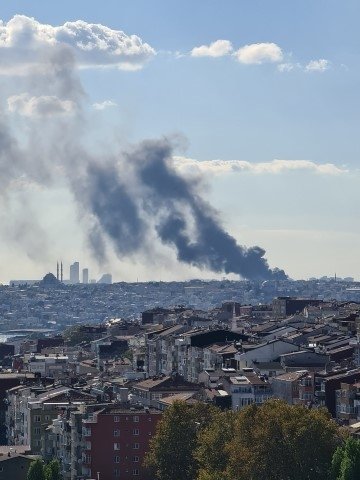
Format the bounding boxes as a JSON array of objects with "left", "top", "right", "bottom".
[
  {"left": 69, "top": 261, "right": 80, "bottom": 284},
  {"left": 82, "top": 268, "right": 89, "bottom": 284}
]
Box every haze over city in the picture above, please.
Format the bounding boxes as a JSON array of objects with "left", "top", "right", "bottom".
[{"left": 1, "top": 0, "right": 360, "bottom": 283}]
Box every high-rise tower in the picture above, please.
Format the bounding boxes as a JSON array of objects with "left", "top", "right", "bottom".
[
  {"left": 82, "top": 268, "right": 89, "bottom": 284},
  {"left": 69, "top": 261, "right": 80, "bottom": 284}
]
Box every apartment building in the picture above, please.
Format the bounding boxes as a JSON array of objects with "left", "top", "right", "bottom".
[
  {"left": 79, "top": 405, "right": 162, "bottom": 480},
  {"left": 131, "top": 375, "right": 200, "bottom": 408},
  {"left": 272, "top": 371, "right": 310, "bottom": 405},
  {"left": 26, "top": 354, "right": 70, "bottom": 378},
  {"left": 335, "top": 382, "right": 360, "bottom": 423},
  {"left": 6, "top": 385, "right": 95, "bottom": 453},
  {"left": 222, "top": 370, "right": 272, "bottom": 410}
]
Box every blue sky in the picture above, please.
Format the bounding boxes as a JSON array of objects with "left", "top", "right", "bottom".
[{"left": 0, "top": 1, "right": 359, "bottom": 282}]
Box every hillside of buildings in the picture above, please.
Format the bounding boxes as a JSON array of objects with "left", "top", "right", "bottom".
[{"left": 1, "top": 279, "right": 360, "bottom": 478}]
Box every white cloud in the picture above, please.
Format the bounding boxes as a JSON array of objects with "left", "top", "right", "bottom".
[
  {"left": 7, "top": 93, "right": 76, "bottom": 117},
  {"left": 92, "top": 100, "right": 118, "bottom": 110},
  {"left": 173, "top": 157, "right": 347, "bottom": 176},
  {"left": 191, "top": 39, "right": 233, "bottom": 58},
  {"left": 188, "top": 39, "right": 330, "bottom": 75},
  {"left": 235, "top": 42, "right": 283, "bottom": 64},
  {"left": 0, "top": 15, "right": 155, "bottom": 74},
  {"left": 277, "top": 62, "right": 302, "bottom": 72},
  {"left": 305, "top": 59, "right": 330, "bottom": 72}
]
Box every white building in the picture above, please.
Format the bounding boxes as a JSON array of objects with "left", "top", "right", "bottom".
[
  {"left": 235, "top": 339, "right": 301, "bottom": 370},
  {"left": 27, "top": 354, "right": 69, "bottom": 377},
  {"left": 224, "top": 371, "right": 272, "bottom": 410}
]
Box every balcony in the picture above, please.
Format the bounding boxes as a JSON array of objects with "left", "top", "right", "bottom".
[
  {"left": 82, "top": 455, "right": 91, "bottom": 465},
  {"left": 82, "top": 416, "right": 97, "bottom": 424}
]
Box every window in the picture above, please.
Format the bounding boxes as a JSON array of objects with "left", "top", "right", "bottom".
[
  {"left": 133, "top": 443, "right": 140, "bottom": 449},
  {"left": 44, "top": 415, "right": 50, "bottom": 421},
  {"left": 34, "top": 415, "right": 41, "bottom": 422},
  {"left": 85, "top": 441, "right": 91, "bottom": 450},
  {"left": 114, "top": 416, "right": 120, "bottom": 423},
  {"left": 34, "top": 427, "right": 41, "bottom": 435},
  {"left": 114, "top": 443, "right": 120, "bottom": 451},
  {"left": 114, "top": 430, "right": 120, "bottom": 437},
  {"left": 133, "top": 469, "right": 139, "bottom": 476},
  {"left": 133, "top": 416, "right": 139, "bottom": 423},
  {"left": 133, "top": 456, "right": 139, "bottom": 463},
  {"left": 133, "top": 429, "right": 139, "bottom": 435},
  {"left": 114, "top": 456, "right": 120, "bottom": 463},
  {"left": 114, "top": 468, "right": 120, "bottom": 477}
]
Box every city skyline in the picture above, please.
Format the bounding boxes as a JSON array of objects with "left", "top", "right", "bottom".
[{"left": 1, "top": 1, "right": 360, "bottom": 283}]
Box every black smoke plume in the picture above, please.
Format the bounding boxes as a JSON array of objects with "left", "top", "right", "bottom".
[
  {"left": 0, "top": 33, "right": 286, "bottom": 281},
  {"left": 81, "top": 139, "right": 287, "bottom": 281}
]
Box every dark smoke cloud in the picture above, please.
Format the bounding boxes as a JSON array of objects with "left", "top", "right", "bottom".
[
  {"left": 81, "top": 163, "right": 145, "bottom": 257},
  {"left": 78, "top": 139, "right": 286, "bottom": 281},
  {"left": 1, "top": 20, "right": 286, "bottom": 281}
]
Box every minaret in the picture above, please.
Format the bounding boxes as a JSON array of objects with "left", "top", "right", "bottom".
[
  {"left": 61, "top": 262, "right": 63, "bottom": 282},
  {"left": 56, "top": 261, "right": 59, "bottom": 280}
]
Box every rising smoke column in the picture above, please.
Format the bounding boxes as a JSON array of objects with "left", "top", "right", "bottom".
[
  {"left": 80, "top": 139, "right": 287, "bottom": 281},
  {"left": 1, "top": 15, "right": 287, "bottom": 281},
  {"left": 134, "top": 140, "right": 286, "bottom": 280}
]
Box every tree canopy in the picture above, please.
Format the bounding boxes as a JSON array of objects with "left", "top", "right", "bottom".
[
  {"left": 226, "top": 399, "right": 341, "bottom": 480},
  {"left": 27, "top": 459, "right": 45, "bottom": 480},
  {"left": 146, "top": 399, "right": 344, "bottom": 480},
  {"left": 45, "top": 459, "right": 62, "bottom": 480},
  {"left": 145, "top": 401, "right": 218, "bottom": 480},
  {"left": 331, "top": 437, "right": 360, "bottom": 480},
  {"left": 27, "top": 458, "right": 62, "bottom": 480}
]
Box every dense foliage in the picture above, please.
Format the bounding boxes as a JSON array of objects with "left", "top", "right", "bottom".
[
  {"left": 27, "top": 459, "right": 62, "bottom": 480},
  {"left": 146, "top": 399, "right": 346, "bottom": 480},
  {"left": 62, "top": 325, "right": 94, "bottom": 346},
  {"left": 331, "top": 437, "right": 360, "bottom": 480},
  {"left": 27, "top": 459, "right": 46, "bottom": 480},
  {"left": 145, "top": 401, "right": 218, "bottom": 480}
]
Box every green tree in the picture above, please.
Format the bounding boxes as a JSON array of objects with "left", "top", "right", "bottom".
[
  {"left": 226, "top": 400, "right": 341, "bottom": 480},
  {"left": 195, "top": 410, "right": 235, "bottom": 480},
  {"left": 44, "top": 459, "right": 62, "bottom": 480},
  {"left": 331, "top": 437, "right": 360, "bottom": 480},
  {"left": 62, "top": 325, "right": 93, "bottom": 346},
  {"left": 27, "top": 458, "right": 45, "bottom": 480},
  {"left": 145, "top": 401, "right": 218, "bottom": 480}
]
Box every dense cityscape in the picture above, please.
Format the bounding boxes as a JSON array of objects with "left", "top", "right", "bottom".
[
  {"left": 0, "top": 272, "right": 360, "bottom": 478},
  {"left": 1, "top": 1, "right": 360, "bottom": 479}
]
